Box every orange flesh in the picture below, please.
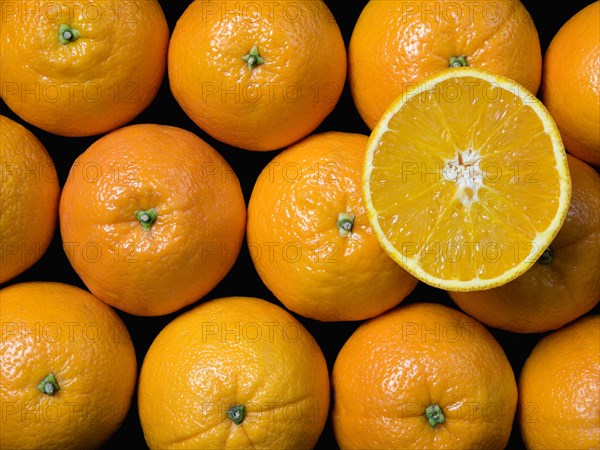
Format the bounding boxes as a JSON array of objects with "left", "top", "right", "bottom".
[{"left": 367, "top": 73, "right": 569, "bottom": 287}]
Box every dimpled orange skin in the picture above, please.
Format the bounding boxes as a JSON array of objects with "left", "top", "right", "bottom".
[
  {"left": 519, "top": 315, "right": 600, "bottom": 449},
  {"left": 449, "top": 155, "right": 600, "bottom": 333},
  {"left": 59, "top": 124, "right": 246, "bottom": 316},
  {"left": 0, "top": 282, "right": 137, "bottom": 450},
  {"left": 0, "top": 1, "right": 168, "bottom": 137},
  {"left": 138, "top": 296, "right": 330, "bottom": 449},
  {"left": 541, "top": 1, "right": 600, "bottom": 166},
  {"left": 349, "top": 0, "right": 543, "bottom": 129},
  {"left": 168, "top": 0, "right": 346, "bottom": 151},
  {"left": 247, "top": 131, "right": 418, "bottom": 321},
  {"left": 0, "top": 115, "right": 60, "bottom": 283},
  {"left": 332, "top": 302, "right": 518, "bottom": 449}
]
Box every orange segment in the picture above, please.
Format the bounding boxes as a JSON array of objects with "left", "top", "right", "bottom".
[{"left": 363, "top": 67, "right": 571, "bottom": 291}]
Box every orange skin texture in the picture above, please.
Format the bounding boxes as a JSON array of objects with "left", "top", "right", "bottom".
[
  {"left": 449, "top": 155, "right": 600, "bottom": 333},
  {"left": 0, "top": 282, "right": 137, "bottom": 450},
  {"left": 59, "top": 124, "right": 246, "bottom": 316},
  {"left": 0, "top": 1, "right": 169, "bottom": 137},
  {"left": 332, "top": 302, "right": 518, "bottom": 449},
  {"left": 246, "top": 131, "right": 418, "bottom": 322},
  {"left": 167, "top": 0, "right": 346, "bottom": 151},
  {"left": 541, "top": 1, "right": 600, "bottom": 166},
  {"left": 349, "top": 0, "right": 542, "bottom": 129},
  {"left": 0, "top": 115, "right": 60, "bottom": 283},
  {"left": 519, "top": 315, "right": 600, "bottom": 449},
  {"left": 138, "top": 296, "right": 330, "bottom": 449}
]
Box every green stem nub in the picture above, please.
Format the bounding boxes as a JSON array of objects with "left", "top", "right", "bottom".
[
  {"left": 227, "top": 404, "right": 246, "bottom": 425},
  {"left": 242, "top": 45, "right": 264, "bottom": 70},
  {"left": 37, "top": 373, "right": 60, "bottom": 396},
  {"left": 135, "top": 208, "right": 158, "bottom": 231},
  {"left": 337, "top": 212, "right": 355, "bottom": 238},
  {"left": 537, "top": 247, "right": 553, "bottom": 265},
  {"left": 449, "top": 56, "right": 468, "bottom": 68},
  {"left": 59, "top": 24, "right": 80, "bottom": 44},
  {"left": 425, "top": 404, "right": 445, "bottom": 428}
]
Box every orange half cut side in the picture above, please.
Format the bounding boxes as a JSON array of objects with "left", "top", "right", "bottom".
[{"left": 363, "top": 67, "right": 571, "bottom": 291}]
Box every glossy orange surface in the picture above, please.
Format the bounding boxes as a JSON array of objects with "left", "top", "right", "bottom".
[
  {"left": 168, "top": 0, "right": 347, "bottom": 151},
  {"left": 541, "top": 1, "right": 600, "bottom": 166},
  {"left": 349, "top": 0, "right": 543, "bottom": 129},
  {"left": 0, "top": 282, "right": 137, "bottom": 449},
  {"left": 59, "top": 124, "right": 246, "bottom": 316},
  {"left": 247, "top": 131, "right": 418, "bottom": 321},
  {"left": 0, "top": 1, "right": 169, "bottom": 137},
  {"left": 0, "top": 115, "right": 60, "bottom": 283},
  {"left": 519, "top": 315, "right": 600, "bottom": 448},
  {"left": 138, "top": 296, "right": 330, "bottom": 448},
  {"left": 332, "top": 302, "right": 518, "bottom": 449}
]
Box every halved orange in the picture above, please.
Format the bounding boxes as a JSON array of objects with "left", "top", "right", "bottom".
[{"left": 362, "top": 67, "right": 571, "bottom": 291}]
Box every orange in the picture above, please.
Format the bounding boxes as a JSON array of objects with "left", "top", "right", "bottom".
[
  {"left": 541, "top": 1, "right": 600, "bottom": 166},
  {"left": 0, "top": 1, "right": 169, "bottom": 137},
  {"left": 519, "top": 315, "right": 600, "bottom": 449},
  {"left": 247, "top": 131, "right": 418, "bottom": 321},
  {"left": 0, "top": 282, "right": 137, "bottom": 450},
  {"left": 138, "top": 296, "right": 330, "bottom": 449},
  {"left": 168, "top": 0, "right": 346, "bottom": 151},
  {"left": 450, "top": 154, "right": 600, "bottom": 333},
  {"left": 362, "top": 67, "right": 571, "bottom": 291},
  {"left": 59, "top": 124, "right": 246, "bottom": 316},
  {"left": 0, "top": 115, "right": 60, "bottom": 283},
  {"left": 332, "top": 302, "right": 518, "bottom": 449},
  {"left": 349, "top": 0, "right": 543, "bottom": 129}
]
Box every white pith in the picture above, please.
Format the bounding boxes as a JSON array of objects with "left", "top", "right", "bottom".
[{"left": 443, "top": 148, "right": 483, "bottom": 207}]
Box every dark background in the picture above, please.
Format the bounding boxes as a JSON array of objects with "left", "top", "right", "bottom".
[{"left": 2, "top": 1, "right": 598, "bottom": 449}]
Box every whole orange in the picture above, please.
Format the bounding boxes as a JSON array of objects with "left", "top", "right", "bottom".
[
  {"left": 332, "top": 302, "right": 518, "bottom": 449},
  {"left": 449, "top": 154, "right": 600, "bottom": 333},
  {"left": 541, "top": 1, "right": 600, "bottom": 166},
  {"left": 349, "top": 0, "right": 543, "bottom": 129},
  {"left": 1, "top": 115, "right": 60, "bottom": 283},
  {"left": 59, "top": 124, "right": 246, "bottom": 316},
  {"left": 0, "top": 1, "right": 169, "bottom": 137},
  {"left": 247, "top": 131, "right": 418, "bottom": 321},
  {"left": 0, "top": 282, "right": 137, "bottom": 450},
  {"left": 519, "top": 315, "right": 600, "bottom": 449},
  {"left": 168, "top": 0, "right": 346, "bottom": 151},
  {"left": 138, "top": 296, "right": 330, "bottom": 449}
]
